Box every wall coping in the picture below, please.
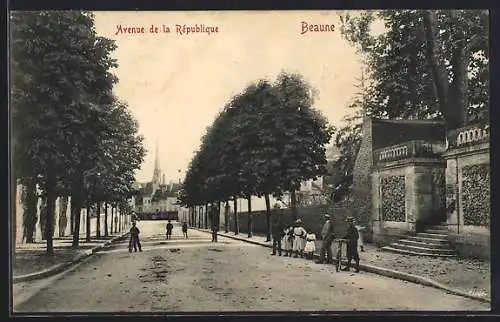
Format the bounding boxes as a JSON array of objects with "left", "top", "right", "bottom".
[
  {"left": 373, "top": 157, "right": 447, "bottom": 171},
  {"left": 443, "top": 141, "right": 490, "bottom": 159}
]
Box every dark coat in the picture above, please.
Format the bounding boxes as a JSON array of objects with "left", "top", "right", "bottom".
[
  {"left": 166, "top": 223, "right": 173, "bottom": 231},
  {"left": 130, "top": 226, "right": 140, "bottom": 239},
  {"left": 344, "top": 225, "right": 359, "bottom": 247},
  {"left": 271, "top": 220, "right": 284, "bottom": 239}
]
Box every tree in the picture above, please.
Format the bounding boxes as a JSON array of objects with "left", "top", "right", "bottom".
[
  {"left": 271, "top": 72, "right": 334, "bottom": 219},
  {"left": 10, "top": 11, "right": 145, "bottom": 253},
  {"left": 339, "top": 10, "right": 489, "bottom": 128},
  {"left": 11, "top": 11, "right": 115, "bottom": 254}
]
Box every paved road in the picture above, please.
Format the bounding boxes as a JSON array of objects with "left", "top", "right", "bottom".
[{"left": 13, "top": 220, "right": 490, "bottom": 312}]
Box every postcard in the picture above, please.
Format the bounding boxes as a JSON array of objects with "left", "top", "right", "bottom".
[{"left": 10, "top": 10, "right": 491, "bottom": 313}]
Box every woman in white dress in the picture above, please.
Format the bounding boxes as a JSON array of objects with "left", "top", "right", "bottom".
[
  {"left": 304, "top": 231, "right": 317, "bottom": 259},
  {"left": 282, "top": 226, "right": 294, "bottom": 257},
  {"left": 292, "top": 219, "right": 307, "bottom": 258}
]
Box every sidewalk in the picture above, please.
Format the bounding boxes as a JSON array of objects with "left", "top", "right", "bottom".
[
  {"left": 205, "top": 229, "right": 490, "bottom": 303},
  {"left": 13, "top": 231, "right": 130, "bottom": 283}
]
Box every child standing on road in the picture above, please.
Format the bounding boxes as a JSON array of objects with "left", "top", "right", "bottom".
[
  {"left": 304, "top": 231, "right": 317, "bottom": 260},
  {"left": 282, "top": 226, "right": 294, "bottom": 257},
  {"left": 166, "top": 220, "right": 174, "bottom": 240},
  {"left": 182, "top": 222, "right": 188, "bottom": 239}
]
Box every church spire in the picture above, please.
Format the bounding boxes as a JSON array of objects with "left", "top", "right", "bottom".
[{"left": 152, "top": 140, "right": 161, "bottom": 185}]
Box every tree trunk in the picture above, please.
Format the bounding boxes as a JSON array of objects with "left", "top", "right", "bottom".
[
  {"left": 118, "top": 206, "right": 122, "bottom": 232},
  {"left": 233, "top": 197, "right": 239, "bottom": 235},
  {"left": 23, "top": 178, "right": 38, "bottom": 243},
  {"left": 95, "top": 201, "right": 101, "bottom": 238},
  {"left": 45, "top": 178, "right": 56, "bottom": 256},
  {"left": 110, "top": 206, "right": 114, "bottom": 234},
  {"left": 265, "top": 194, "right": 272, "bottom": 242},
  {"left": 247, "top": 196, "right": 253, "bottom": 238},
  {"left": 423, "top": 10, "right": 451, "bottom": 128},
  {"left": 71, "top": 184, "right": 83, "bottom": 248},
  {"left": 70, "top": 201, "right": 74, "bottom": 235},
  {"left": 449, "top": 11, "right": 468, "bottom": 128},
  {"left": 217, "top": 201, "right": 221, "bottom": 229},
  {"left": 104, "top": 202, "right": 109, "bottom": 237},
  {"left": 58, "top": 196, "right": 68, "bottom": 237},
  {"left": 204, "top": 204, "right": 209, "bottom": 229},
  {"left": 224, "top": 201, "right": 229, "bottom": 233},
  {"left": 291, "top": 189, "right": 298, "bottom": 220},
  {"left": 39, "top": 195, "right": 47, "bottom": 240},
  {"left": 86, "top": 202, "right": 91, "bottom": 242}
]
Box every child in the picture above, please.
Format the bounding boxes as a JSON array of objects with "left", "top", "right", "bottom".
[
  {"left": 304, "top": 231, "right": 317, "bottom": 260},
  {"left": 282, "top": 226, "right": 294, "bottom": 257}
]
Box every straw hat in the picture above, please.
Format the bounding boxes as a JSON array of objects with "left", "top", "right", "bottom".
[
  {"left": 323, "top": 214, "right": 330, "bottom": 218},
  {"left": 294, "top": 219, "right": 303, "bottom": 225},
  {"left": 346, "top": 216, "right": 355, "bottom": 222}
]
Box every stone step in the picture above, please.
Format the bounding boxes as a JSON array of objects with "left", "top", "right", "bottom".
[
  {"left": 398, "top": 239, "right": 451, "bottom": 249},
  {"left": 424, "top": 229, "right": 449, "bottom": 234},
  {"left": 389, "top": 243, "right": 456, "bottom": 255},
  {"left": 405, "top": 235, "right": 449, "bottom": 243},
  {"left": 416, "top": 232, "right": 449, "bottom": 239},
  {"left": 381, "top": 246, "right": 456, "bottom": 258}
]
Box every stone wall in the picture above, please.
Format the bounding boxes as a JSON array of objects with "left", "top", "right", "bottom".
[
  {"left": 352, "top": 118, "right": 445, "bottom": 235},
  {"left": 443, "top": 127, "right": 490, "bottom": 259},
  {"left": 220, "top": 203, "right": 358, "bottom": 241},
  {"left": 352, "top": 117, "right": 373, "bottom": 213},
  {"left": 371, "top": 157, "right": 446, "bottom": 246}
]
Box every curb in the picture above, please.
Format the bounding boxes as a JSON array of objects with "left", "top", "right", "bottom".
[
  {"left": 199, "top": 229, "right": 490, "bottom": 304},
  {"left": 13, "top": 232, "right": 130, "bottom": 284}
]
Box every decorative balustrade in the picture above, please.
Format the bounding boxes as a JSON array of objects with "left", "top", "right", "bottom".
[
  {"left": 373, "top": 140, "right": 440, "bottom": 164},
  {"left": 447, "top": 124, "right": 489, "bottom": 149}
]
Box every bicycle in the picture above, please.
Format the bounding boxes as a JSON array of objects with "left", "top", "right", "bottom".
[{"left": 334, "top": 238, "right": 348, "bottom": 272}]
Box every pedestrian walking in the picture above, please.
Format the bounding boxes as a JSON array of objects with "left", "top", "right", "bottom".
[
  {"left": 341, "top": 217, "right": 360, "bottom": 273},
  {"left": 271, "top": 213, "right": 284, "bottom": 256},
  {"left": 211, "top": 222, "right": 218, "bottom": 242},
  {"left": 292, "top": 219, "right": 307, "bottom": 258},
  {"left": 128, "top": 222, "right": 142, "bottom": 252},
  {"left": 166, "top": 220, "right": 174, "bottom": 240},
  {"left": 316, "top": 214, "right": 335, "bottom": 264},
  {"left": 282, "top": 225, "right": 294, "bottom": 257},
  {"left": 182, "top": 222, "right": 188, "bottom": 239},
  {"left": 304, "top": 231, "right": 317, "bottom": 260}
]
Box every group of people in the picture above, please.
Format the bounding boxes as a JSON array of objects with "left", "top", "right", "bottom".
[
  {"left": 127, "top": 219, "right": 190, "bottom": 253},
  {"left": 166, "top": 220, "right": 189, "bottom": 239},
  {"left": 271, "top": 212, "right": 361, "bottom": 273}
]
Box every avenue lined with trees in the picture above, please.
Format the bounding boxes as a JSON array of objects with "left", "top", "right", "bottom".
[
  {"left": 177, "top": 73, "right": 335, "bottom": 239},
  {"left": 11, "top": 11, "right": 146, "bottom": 255}
]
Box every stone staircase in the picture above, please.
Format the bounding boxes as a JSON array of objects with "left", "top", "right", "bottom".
[{"left": 381, "top": 224, "right": 457, "bottom": 257}]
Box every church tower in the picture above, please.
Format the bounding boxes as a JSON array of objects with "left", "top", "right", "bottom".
[{"left": 152, "top": 141, "right": 161, "bottom": 189}]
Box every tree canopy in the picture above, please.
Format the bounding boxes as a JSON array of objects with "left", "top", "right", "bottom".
[
  {"left": 11, "top": 11, "right": 145, "bottom": 252},
  {"left": 178, "top": 72, "right": 334, "bottom": 221}
]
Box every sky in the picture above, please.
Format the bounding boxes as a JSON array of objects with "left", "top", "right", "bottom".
[{"left": 93, "top": 11, "right": 365, "bottom": 184}]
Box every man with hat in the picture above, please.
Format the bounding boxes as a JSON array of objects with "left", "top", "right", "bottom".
[
  {"left": 316, "top": 213, "right": 335, "bottom": 264},
  {"left": 271, "top": 206, "right": 284, "bottom": 256},
  {"left": 342, "top": 216, "right": 360, "bottom": 272}
]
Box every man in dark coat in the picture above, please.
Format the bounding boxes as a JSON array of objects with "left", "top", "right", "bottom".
[
  {"left": 341, "top": 217, "right": 360, "bottom": 272},
  {"left": 166, "top": 220, "right": 174, "bottom": 240},
  {"left": 316, "top": 214, "right": 335, "bottom": 264},
  {"left": 271, "top": 213, "right": 284, "bottom": 256},
  {"left": 129, "top": 222, "right": 142, "bottom": 252}
]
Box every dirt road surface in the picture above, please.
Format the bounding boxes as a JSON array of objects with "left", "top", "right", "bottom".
[{"left": 13, "top": 221, "right": 490, "bottom": 312}]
